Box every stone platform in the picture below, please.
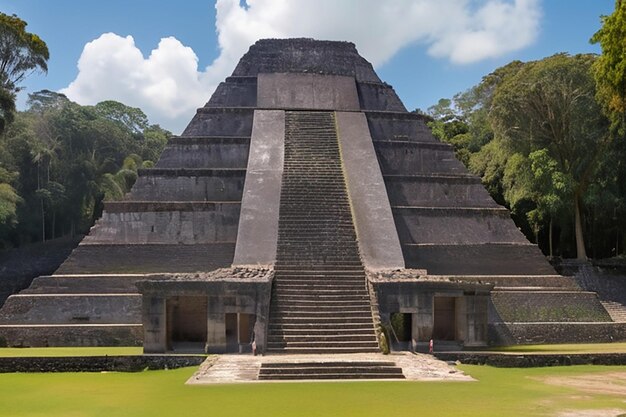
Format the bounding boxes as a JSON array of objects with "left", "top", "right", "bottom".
[{"left": 186, "top": 352, "right": 473, "bottom": 383}]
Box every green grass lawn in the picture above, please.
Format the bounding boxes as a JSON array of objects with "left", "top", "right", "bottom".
[{"left": 0, "top": 364, "right": 625, "bottom": 417}]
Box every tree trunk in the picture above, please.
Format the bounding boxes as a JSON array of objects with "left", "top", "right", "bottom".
[
  {"left": 549, "top": 217, "right": 553, "bottom": 258},
  {"left": 574, "top": 194, "right": 587, "bottom": 260},
  {"left": 40, "top": 199, "right": 45, "bottom": 242}
]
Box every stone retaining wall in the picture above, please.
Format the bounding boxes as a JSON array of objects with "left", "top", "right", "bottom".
[
  {"left": 435, "top": 351, "right": 626, "bottom": 367},
  {"left": 489, "top": 322, "right": 626, "bottom": 345},
  {"left": 0, "top": 238, "right": 80, "bottom": 307},
  {"left": 0, "top": 354, "right": 205, "bottom": 373}
]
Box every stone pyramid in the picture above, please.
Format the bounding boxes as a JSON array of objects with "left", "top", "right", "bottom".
[{"left": 1, "top": 38, "right": 623, "bottom": 351}]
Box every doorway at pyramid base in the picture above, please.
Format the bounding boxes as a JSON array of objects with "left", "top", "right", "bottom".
[
  {"left": 135, "top": 267, "right": 493, "bottom": 355},
  {"left": 137, "top": 268, "right": 273, "bottom": 354}
]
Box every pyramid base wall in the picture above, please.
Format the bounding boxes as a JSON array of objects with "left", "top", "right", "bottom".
[
  {"left": 0, "top": 325, "right": 142, "bottom": 347},
  {"left": 489, "top": 322, "right": 626, "bottom": 346}
]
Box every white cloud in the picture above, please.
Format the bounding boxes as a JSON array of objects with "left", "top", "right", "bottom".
[{"left": 61, "top": 0, "right": 541, "bottom": 133}]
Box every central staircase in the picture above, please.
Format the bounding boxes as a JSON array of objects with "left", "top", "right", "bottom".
[{"left": 267, "top": 111, "right": 380, "bottom": 355}]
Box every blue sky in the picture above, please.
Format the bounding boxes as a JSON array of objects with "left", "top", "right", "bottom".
[{"left": 0, "top": 0, "right": 615, "bottom": 134}]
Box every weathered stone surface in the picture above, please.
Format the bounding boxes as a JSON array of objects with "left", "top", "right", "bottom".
[
  {"left": 0, "top": 324, "right": 142, "bottom": 347},
  {"left": 0, "top": 294, "right": 141, "bottom": 324},
  {"left": 1, "top": 37, "right": 618, "bottom": 350},
  {"left": 0, "top": 355, "right": 204, "bottom": 373},
  {"left": 0, "top": 238, "right": 80, "bottom": 307},
  {"left": 56, "top": 243, "right": 235, "bottom": 274},
  {"left": 336, "top": 111, "right": 404, "bottom": 270},
  {"left": 489, "top": 322, "right": 626, "bottom": 345},
  {"left": 366, "top": 112, "right": 437, "bottom": 143},
  {"left": 233, "top": 110, "right": 285, "bottom": 267},
  {"left": 233, "top": 38, "right": 381, "bottom": 82},
  {"left": 490, "top": 290, "right": 611, "bottom": 323},
  {"left": 206, "top": 77, "right": 257, "bottom": 108},
  {"left": 356, "top": 82, "right": 407, "bottom": 112},
  {"left": 393, "top": 207, "right": 529, "bottom": 245},
  {"left": 435, "top": 351, "right": 626, "bottom": 367},
  {"left": 183, "top": 108, "right": 254, "bottom": 137},
  {"left": 384, "top": 175, "right": 499, "bottom": 207},
  {"left": 84, "top": 203, "right": 240, "bottom": 245},
  {"left": 130, "top": 173, "right": 245, "bottom": 201},
  {"left": 258, "top": 73, "right": 360, "bottom": 111},
  {"left": 137, "top": 267, "right": 273, "bottom": 354},
  {"left": 402, "top": 243, "right": 556, "bottom": 275},
  {"left": 374, "top": 142, "right": 467, "bottom": 174},
  {"left": 156, "top": 137, "right": 250, "bottom": 169}
]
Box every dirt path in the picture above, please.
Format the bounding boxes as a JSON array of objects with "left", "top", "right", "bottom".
[{"left": 541, "top": 372, "right": 626, "bottom": 397}]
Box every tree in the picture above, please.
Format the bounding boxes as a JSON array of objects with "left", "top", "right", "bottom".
[
  {"left": 0, "top": 13, "right": 49, "bottom": 134},
  {"left": 93, "top": 101, "right": 149, "bottom": 134},
  {"left": 489, "top": 53, "right": 609, "bottom": 259},
  {"left": 591, "top": 0, "right": 626, "bottom": 136},
  {"left": 0, "top": 86, "right": 15, "bottom": 133}
]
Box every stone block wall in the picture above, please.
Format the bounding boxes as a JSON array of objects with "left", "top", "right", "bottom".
[
  {"left": 367, "top": 112, "right": 436, "bottom": 143},
  {"left": 490, "top": 291, "right": 611, "bottom": 323},
  {"left": 0, "top": 294, "right": 141, "bottom": 324},
  {"left": 84, "top": 203, "right": 240, "bottom": 245},
  {"left": 56, "top": 243, "right": 236, "bottom": 274},
  {"left": 206, "top": 76, "right": 257, "bottom": 108},
  {"left": 357, "top": 82, "right": 406, "bottom": 112},
  {"left": 156, "top": 137, "right": 250, "bottom": 169},
  {"left": 403, "top": 243, "right": 556, "bottom": 275},
  {"left": 183, "top": 108, "right": 254, "bottom": 137},
  {"left": 393, "top": 207, "right": 528, "bottom": 245},
  {"left": 375, "top": 142, "right": 467, "bottom": 174},
  {"left": 384, "top": 176, "right": 499, "bottom": 207}
]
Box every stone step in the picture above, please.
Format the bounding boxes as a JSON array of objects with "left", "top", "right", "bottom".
[
  {"left": 271, "top": 294, "right": 369, "bottom": 301},
  {"left": 274, "top": 271, "right": 366, "bottom": 276},
  {"left": 272, "top": 282, "right": 367, "bottom": 288},
  {"left": 270, "top": 306, "right": 371, "bottom": 314},
  {"left": 601, "top": 301, "right": 626, "bottom": 323},
  {"left": 258, "top": 362, "right": 404, "bottom": 380},
  {"left": 268, "top": 110, "right": 376, "bottom": 353},
  {"left": 274, "top": 282, "right": 366, "bottom": 287},
  {"left": 272, "top": 290, "right": 369, "bottom": 297},
  {"left": 258, "top": 372, "right": 403, "bottom": 380},
  {"left": 21, "top": 274, "right": 145, "bottom": 294},
  {"left": 271, "top": 304, "right": 370, "bottom": 311},
  {"left": 268, "top": 334, "right": 378, "bottom": 342},
  {"left": 265, "top": 347, "right": 381, "bottom": 354},
  {"left": 274, "top": 264, "right": 365, "bottom": 270},
  {"left": 269, "top": 316, "right": 374, "bottom": 324},
  {"left": 267, "top": 341, "right": 380, "bottom": 350},
  {"left": 269, "top": 327, "right": 376, "bottom": 335}
]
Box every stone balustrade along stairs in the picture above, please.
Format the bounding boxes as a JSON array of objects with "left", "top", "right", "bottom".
[
  {"left": 601, "top": 301, "right": 626, "bottom": 323},
  {"left": 267, "top": 111, "right": 381, "bottom": 356}
]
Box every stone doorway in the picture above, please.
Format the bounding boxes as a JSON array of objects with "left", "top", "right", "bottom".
[
  {"left": 432, "top": 296, "right": 457, "bottom": 341},
  {"left": 166, "top": 296, "right": 208, "bottom": 351},
  {"left": 225, "top": 313, "right": 256, "bottom": 353}
]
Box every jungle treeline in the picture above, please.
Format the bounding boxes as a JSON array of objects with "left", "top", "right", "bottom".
[{"left": 0, "top": 91, "right": 169, "bottom": 248}]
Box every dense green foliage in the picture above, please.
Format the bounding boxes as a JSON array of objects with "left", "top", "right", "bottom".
[
  {"left": 0, "top": 91, "right": 169, "bottom": 248},
  {"left": 0, "top": 364, "right": 625, "bottom": 416},
  {"left": 591, "top": 0, "right": 626, "bottom": 136},
  {"left": 428, "top": 53, "right": 624, "bottom": 259},
  {"left": 0, "top": 12, "right": 49, "bottom": 135}
]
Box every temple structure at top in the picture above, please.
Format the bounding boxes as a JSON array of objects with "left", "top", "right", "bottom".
[{"left": 1, "top": 38, "right": 624, "bottom": 354}]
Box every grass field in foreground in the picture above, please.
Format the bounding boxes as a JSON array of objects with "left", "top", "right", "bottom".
[
  {"left": 0, "top": 365, "right": 625, "bottom": 417},
  {"left": 492, "top": 342, "right": 626, "bottom": 354},
  {"left": 0, "top": 347, "right": 143, "bottom": 357}
]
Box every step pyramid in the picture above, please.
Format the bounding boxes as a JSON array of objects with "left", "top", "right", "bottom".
[{"left": 1, "top": 38, "right": 624, "bottom": 350}]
